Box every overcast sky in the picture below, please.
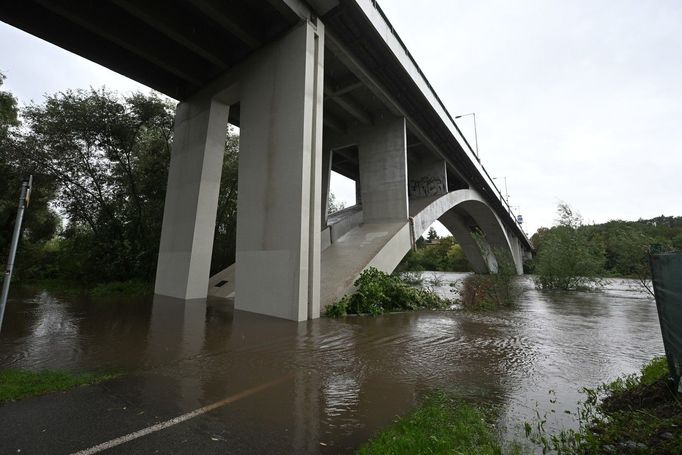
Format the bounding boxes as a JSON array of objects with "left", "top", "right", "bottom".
[{"left": 1, "top": 0, "right": 681, "bottom": 236}]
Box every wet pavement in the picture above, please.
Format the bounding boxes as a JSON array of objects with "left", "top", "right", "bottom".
[{"left": 0, "top": 275, "right": 665, "bottom": 453}]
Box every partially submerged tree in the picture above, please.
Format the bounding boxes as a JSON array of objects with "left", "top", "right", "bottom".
[{"left": 534, "top": 203, "right": 605, "bottom": 290}]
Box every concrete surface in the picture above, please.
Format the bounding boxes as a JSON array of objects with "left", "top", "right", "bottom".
[
  {"left": 408, "top": 156, "right": 448, "bottom": 199},
  {"left": 207, "top": 264, "right": 236, "bottom": 299},
  {"left": 155, "top": 96, "right": 230, "bottom": 300},
  {"left": 358, "top": 117, "right": 409, "bottom": 222},
  {"left": 234, "top": 21, "right": 324, "bottom": 321}
]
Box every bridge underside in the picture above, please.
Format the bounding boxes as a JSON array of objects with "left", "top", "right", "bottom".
[{"left": 1, "top": 0, "right": 533, "bottom": 321}]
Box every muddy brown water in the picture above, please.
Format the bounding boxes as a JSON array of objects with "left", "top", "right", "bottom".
[{"left": 0, "top": 274, "right": 664, "bottom": 452}]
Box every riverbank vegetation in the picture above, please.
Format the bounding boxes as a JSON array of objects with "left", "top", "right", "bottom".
[
  {"left": 531, "top": 203, "right": 681, "bottom": 293},
  {"left": 360, "top": 393, "right": 521, "bottom": 455},
  {"left": 396, "top": 234, "right": 472, "bottom": 273},
  {"left": 526, "top": 357, "right": 681, "bottom": 454},
  {"left": 458, "top": 254, "right": 521, "bottom": 311},
  {"left": 0, "top": 80, "right": 239, "bottom": 295},
  {"left": 361, "top": 358, "right": 680, "bottom": 454},
  {"left": 325, "top": 267, "right": 450, "bottom": 317},
  {"left": 0, "top": 369, "right": 120, "bottom": 404}
]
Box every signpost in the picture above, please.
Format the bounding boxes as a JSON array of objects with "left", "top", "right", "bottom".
[{"left": 0, "top": 175, "right": 32, "bottom": 333}]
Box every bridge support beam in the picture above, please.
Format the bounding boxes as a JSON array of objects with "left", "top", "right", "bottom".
[
  {"left": 234, "top": 20, "right": 324, "bottom": 321},
  {"left": 408, "top": 157, "right": 448, "bottom": 199},
  {"left": 154, "top": 95, "right": 229, "bottom": 300},
  {"left": 358, "top": 117, "right": 409, "bottom": 222}
]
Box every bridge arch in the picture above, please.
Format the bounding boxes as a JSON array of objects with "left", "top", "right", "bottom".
[
  {"left": 318, "top": 189, "right": 523, "bottom": 306},
  {"left": 410, "top": 189, "right": 522, "bottom": 275}
]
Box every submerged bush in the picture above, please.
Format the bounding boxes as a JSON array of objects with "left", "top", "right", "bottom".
[
  {"left": 457, "top": 251, "right": 522, "bottom": 311},
  {"left": 399, "top": 271, "right": 425, "bottom": 286},
  {"left": 325, "top": 267, "right": 450, "bottom": 317}
]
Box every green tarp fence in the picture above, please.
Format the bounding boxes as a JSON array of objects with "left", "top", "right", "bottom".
[{"left": 649, "top": 251, "right": 682, "bottom": 392}]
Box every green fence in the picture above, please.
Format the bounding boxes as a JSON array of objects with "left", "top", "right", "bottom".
[{"left": 649, "top": 251, "right": 682, "bottom": 391}]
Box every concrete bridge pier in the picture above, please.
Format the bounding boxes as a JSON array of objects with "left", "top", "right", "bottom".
[
  {"left": 356, "top": 117, "right": 409, "bottom": 222},
  {"left": 155, "top": 20, "right": 325, "bottom": 322},
  {"left": 154, "top": 96, "right": 230, "bottom": 300},
  {"left": 438, "top": 210, "right": 490, "bottom": 274}
]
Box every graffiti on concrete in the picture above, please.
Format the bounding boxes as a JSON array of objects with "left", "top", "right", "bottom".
[{"left": 409, "top": 176, "right": 446, "bottom": 197}]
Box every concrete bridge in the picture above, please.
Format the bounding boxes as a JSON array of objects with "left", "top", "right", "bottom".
[{"left": 1, "top": 0, "right": 532, "bottom": 321}]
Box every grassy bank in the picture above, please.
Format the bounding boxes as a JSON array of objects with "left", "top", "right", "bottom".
[
  {"left": 0, "top": 369, "right": 121, "bottom": 404},
  {"left": 359, "top": 394, "right": 520, "bottom": 455},
  {"left": 527, "top": 357, "right": 681, "bottom": 453},
  {"left": 325, "top": 268, "right": 451, "bottom": 317}
]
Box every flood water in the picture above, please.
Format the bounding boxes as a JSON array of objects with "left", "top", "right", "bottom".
[{"left": 0, "top": 274, "right": 665, "bottom": 453}]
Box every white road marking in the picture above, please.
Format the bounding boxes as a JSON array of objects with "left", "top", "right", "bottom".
[{"left": 70, "top": 374, "right": 293, "bottom": 455}]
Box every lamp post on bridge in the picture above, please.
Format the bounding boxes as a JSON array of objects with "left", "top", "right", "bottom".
[
  {"left": 493, "top": 176, "right": 509, "bottom": 202},
  {"left": 454, "top": 112, "right": 479, "bottom": 161}
]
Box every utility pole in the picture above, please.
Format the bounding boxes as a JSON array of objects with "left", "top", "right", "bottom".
[{"left": 0, "top": 175, "right": 32, "bottom": 333}]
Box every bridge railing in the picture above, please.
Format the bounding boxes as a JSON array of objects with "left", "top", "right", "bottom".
[{"left": 365, "top": 0, "right": 529, "bottom": 243}]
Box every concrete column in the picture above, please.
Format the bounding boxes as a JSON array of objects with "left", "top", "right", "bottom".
[
  {"left": 439, "top": 210, "right": 489, "bottom": 274},
  {"left": 235, "top": 21, "right": 324, "bottom": 321},
  {"left": 154, "top": 96, "right": 229, "bottom": 299},
  {"left": 408, "top": 157, "right": 448, "bottom": 198},
  {"left": 357, "top": 117, "right": 408, "bottom": 222}
]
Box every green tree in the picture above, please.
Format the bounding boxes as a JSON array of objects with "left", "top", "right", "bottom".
[
  {"left": 10, "top": 88, "right": 175, "bottom": 282},
  {"left": 534, "top": 203, "right": 605, "bottom": 290},
  {"left": 427, "top": 226, "right": 439, "bottom": 242},
  {"left": 396, "top": 236, "right": 472, "bottom": 272},
  {"left": 327, "top": 191, "right": 346, "bottom": 214},
  {"left": 0, "top": 73, "right": 60, "bottom": 279}
]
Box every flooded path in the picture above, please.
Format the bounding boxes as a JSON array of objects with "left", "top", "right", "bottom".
[{"left": 0, "top": 275, "right": 664, "bottom": 452}]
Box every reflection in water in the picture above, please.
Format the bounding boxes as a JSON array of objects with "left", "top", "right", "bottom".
[{"left": 0, "top": 276, "right": 664, "bottom": 452}]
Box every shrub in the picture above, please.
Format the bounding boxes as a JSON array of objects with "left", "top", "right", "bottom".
[
  {"left": 458, "top": 250, "right": 522, "bottom": 311},
  {"left": 398, "top": 271, "right": 425, "bottom": 285},
  {"left": 325, "top": 267, "right": 450, "bottom": 317}
]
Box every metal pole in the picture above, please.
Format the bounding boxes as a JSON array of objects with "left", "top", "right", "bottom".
[
  {"left": 472, "top": 112, "right": 479, "bottom": 160},
  {"left": 0, "top": 175, "right": 32, "bottom": 333}
]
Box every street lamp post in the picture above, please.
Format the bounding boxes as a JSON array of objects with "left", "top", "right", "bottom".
[
  {"left": 454, "top": 112, "right": 479, "bottom": 161},
  {"left": 493, "top": 176, "right": 509, "bottom": 202}
]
